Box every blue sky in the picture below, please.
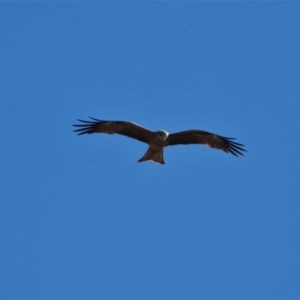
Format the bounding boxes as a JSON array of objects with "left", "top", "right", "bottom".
[{"left": 1, "top": 2, "right": 300, "bottom": 299}]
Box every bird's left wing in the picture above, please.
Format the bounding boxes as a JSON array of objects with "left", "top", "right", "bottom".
[
  {"left": 73, "top": 117, "right": 154, "bottom": 144},
  {"left": 164, "top": 130, "right": 246, "bottom": 157}
]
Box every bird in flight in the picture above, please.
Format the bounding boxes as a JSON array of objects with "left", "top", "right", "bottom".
[{"left": 73, "top": 117, "right": 246, "bottom": 164}]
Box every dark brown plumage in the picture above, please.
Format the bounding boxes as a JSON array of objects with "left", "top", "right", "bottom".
[{"left": 73, "top": 117, "right": 246, "bottom": 164}]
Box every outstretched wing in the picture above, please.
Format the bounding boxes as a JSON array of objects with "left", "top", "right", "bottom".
[
  {"left": 73, "top": 117, "right": 154, "bottom": 144},
  {"left": 165, "top": 130, "right": 246, "bottom": 157}
]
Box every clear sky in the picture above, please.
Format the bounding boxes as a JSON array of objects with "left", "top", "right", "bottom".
[{"left": 1, "top": 2, "right": 300, "bottom": 300}]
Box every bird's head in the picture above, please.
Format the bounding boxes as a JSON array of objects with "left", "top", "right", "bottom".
[{"left": 157, "top": 130, "right": 169, "bottom": 140}]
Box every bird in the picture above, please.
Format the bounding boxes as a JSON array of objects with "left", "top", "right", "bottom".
[{"left": 73, "top": 117, "right": 246, "bottom": 164}]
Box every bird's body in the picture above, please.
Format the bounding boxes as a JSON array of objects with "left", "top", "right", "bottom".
[
  {"left": 138, "top": 130, "right": 169, "bottom": 164},
  {"left": 73, "top": 117, "right": 246, "bottom": 164}
]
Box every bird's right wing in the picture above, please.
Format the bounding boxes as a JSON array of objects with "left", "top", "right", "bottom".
[
  {"left": 165, "top": 130, "right": 246, "bottom": 157},
  {"left": 73, "top": 117, "right": 154, "bottom": 144}
]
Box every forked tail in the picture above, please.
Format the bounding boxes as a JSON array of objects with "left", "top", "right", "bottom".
[{"left": 138, "top": 147, "right": 165, "bottom": 164}]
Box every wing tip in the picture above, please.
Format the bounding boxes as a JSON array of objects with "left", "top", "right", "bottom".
[{"left": 72, "top": 117, "right": 101, "bottom": 135}]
